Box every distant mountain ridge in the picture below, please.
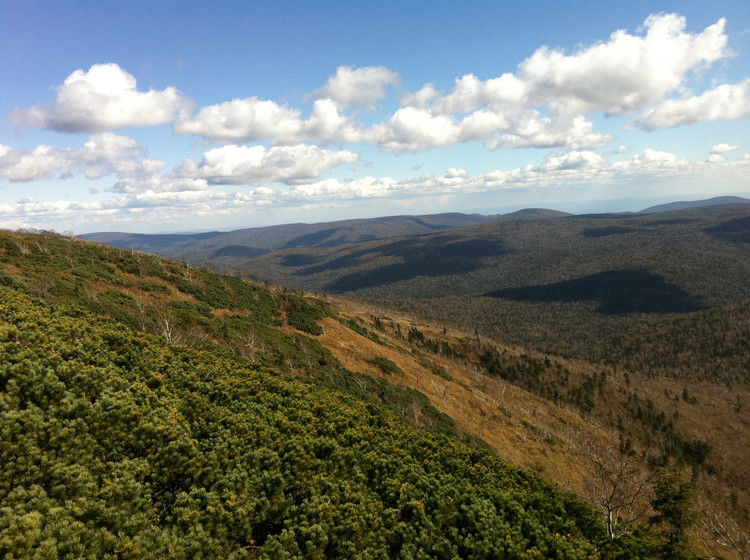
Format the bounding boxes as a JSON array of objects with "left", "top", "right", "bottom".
[
  {"left": 80, "top": 212, "right": 495, "bottom": 265},
  {"left": 638, "top": 195, "right": 750, "bottom": 214},
  {"left": 239, "top": 202, "right": 750, "bottom": 371},
  {"left": 494, "top": 208, "right": 571, "bottom": 220},
  {"left": 82, "top": 197, "right": 749, "bottom": 259}
]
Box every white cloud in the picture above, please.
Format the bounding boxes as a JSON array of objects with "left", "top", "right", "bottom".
[
  {"left": 0, "top": 144, "right": 76, "bottom": 181},
  {"left": 365, "top": 107, "right": 510, "bottom": 153},
  {"left": 431, "top": 73, "right": 528, "bottom": 115},
  {"left": 110, "top": 174, "right": 208, "bottom": 195},
  {"left": 538, "top": 150, "right": 607, "bottom": 171},
  {"left": 3, "top": 147, "right": 748, "bottom": 233},
  {"left": 10, "top": 63, "right": 193, "bottom": 132},
  {"left": 401, "top": 83, "right": 440, "bottom": 109},
  {"left": 176, "top": 144, "right": 359, "bottom": 185},
  {"left": 486, "top": 114, "right": 612, "bottom": 150},
  {"left": 313, "top": 66, "right": 398, "bottom": 108},
  {"left": 173, "top": 97, "right": 360, "bottom": 145},
  {"left": 446, "top": 167, "right": 468, "bottom": 178},
  {"left": 304, "top": 99, "right": 362, "bottom": 142},
  {"left": 711, "top": 143, "right": 739, "bottom": 154},
  {"left": 156, "top": 14, "right": 740, "bottom": 153},
  {"left": 375, "top": 13, "right": 731, "bottom": 152},
  {"left": 636, "top": 80, "right": 750, "bottom": 129},
  {"left": 0, "top": 133, "right": 163, "bottom": 182},
  {"left": 519, "top": 14, "right": 728, "bottom": 117},
  {"left": 173, "top": 97, "right": 305, "bottom": 143},
  {"left": 366, "top": 107, "right": 461, "bottom": 152}
]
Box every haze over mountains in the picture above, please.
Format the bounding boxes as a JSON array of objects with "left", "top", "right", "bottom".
[
  {"left": 81, "top": 213, "right": 497, "bottom": 260},
  {"left": 81, "top": 196, "right": 748, "bottom": 259}
]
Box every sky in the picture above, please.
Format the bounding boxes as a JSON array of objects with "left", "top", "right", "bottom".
[{"left": 1, "top": 1, "right": 749, "bottom": 234}]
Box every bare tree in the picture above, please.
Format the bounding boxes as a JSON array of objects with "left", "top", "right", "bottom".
[
  {"left": 16, "top": 240, "right": 32, "bottom": 255},
  {"left": 697, "top": 479, "right": 749, "bottom": 560},
  {"left": 158, "top": 313, "right": 185, "bottom": 345},
  {"left": 584, "top": 439, "right": 653, "bottom": 539},
  {"left": 238, "top": 331, "right": 258, "bottom": 358},
  {"left": 155, "top": 307, "right": 191, "bottom": 346}
]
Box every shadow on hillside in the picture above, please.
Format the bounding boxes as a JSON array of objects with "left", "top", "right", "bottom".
[
  {"left": 307, "top": 235, "right": 510, "bottom": 292},
  {"left": 582, "top": 226, "right": 637, "bottom": 238},
  {"left": 281, "top": 228, "right": 347, "bottom": 249},
  {"left": 210, "top": 245, "right": 268, "bottom": 259},
  {"left": 485, "top": 269, "right": 704, "bottom": 315},
  {"left": 280, "top": 253, "right": 327, "bottom": 267},
  {"left": 645, "top": 218, "right": 696, "bottom": 226},
  {"left": 707, "top": 216, "right": 750, "bottom": 243},
  {"left": 280, "top": 218, "right": 451, "bottom": 250},
  {"left": 407, "top": 217, "right": 453, "bottom": 230}
]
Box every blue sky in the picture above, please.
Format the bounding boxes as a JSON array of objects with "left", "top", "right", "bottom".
[{"left": 1, "top": 1, "right": 749, "bottom": 233}]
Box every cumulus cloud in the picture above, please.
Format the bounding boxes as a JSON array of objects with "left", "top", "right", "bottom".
[
  {"left": 110, "top": 174, "right": 209, "bottom": 195},
  {"left": 485, "top": 114, "right": 612, "bottom": 150},
  {"left": 364, "top": 108, "right": 511, "bottom": 153},
  {"left": 173, "top": 97, "right": 305, "bottom": 143},
  {"left": 3, "top": 147, "right": 748, "bottom": 233},
  {"left": 176, "top": 144, "right": 359, "bottom": 185},
  {"left": 174, "top": 97, "right": 361, "bottom": 145},
  {"left": 401, "top": 83, "right": 440, "bottom": 109},
  {"left": 0, "top": 144, "right": 76, "bottom": 182},
  {"left": 313, "top": 66, "right": 398, "bottom": 108},
  {"left": 10, "top": 63, "right": 193, "bottom": 132},
  {"left": 365, "top": 108, "right": 462, "bottom": 152},
  {"left": 381, "top": 13, "right": 731, "bottom": 151},
  {"left": 158, "top": 14, "right": 740, "bottom": 153},
  {"left": 711, "top": 143, "right": 739, "bottom": 154},
  {"left": 0, "top": 133, "right": 163, "bottom": 182},
  {"left": 518, "top": 13, "right": 728, "bottom": 117},
  {"left": 431, "top": 73, "right": 528, "bottom": 115},
  {"left": 636, "top": 80, "right": 750, "bottom": 129}
]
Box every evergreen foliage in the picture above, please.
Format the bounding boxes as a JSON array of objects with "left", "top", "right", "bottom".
[
  {"left": 650, "top": 470, "right": 702, "bottom": 559},
  {"left": 367, "top": 357, "right": 402, "bottom": 375},
  {"left": 0, "top": 288, "right": 643, "bottom": 558}
]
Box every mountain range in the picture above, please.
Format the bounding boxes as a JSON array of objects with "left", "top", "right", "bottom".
[{"left": 80, "top": 196, "right": 748, "bottom": 262}]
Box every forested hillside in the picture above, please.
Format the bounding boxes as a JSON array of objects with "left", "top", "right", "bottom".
[
  {"left": 80, "top": 213, "right": 495, "bottom": 269},
  {"left": 1, "top": 229, "right": 748, "bottom": 559},
  {"left": 244, "top": 204, "right": 750, "bottom": 362}
]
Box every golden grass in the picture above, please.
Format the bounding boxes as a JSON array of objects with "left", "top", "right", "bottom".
[{"left": 319, "top": 315, "right": 611, "bottom": 495}]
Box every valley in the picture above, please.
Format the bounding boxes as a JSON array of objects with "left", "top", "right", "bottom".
[{"left": 2, "top": 199, "right": 750, "bottom": 558}]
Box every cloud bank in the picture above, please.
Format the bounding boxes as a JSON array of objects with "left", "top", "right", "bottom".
[{"left": 0, "top": 133, "right": 164, "bottom": 182}]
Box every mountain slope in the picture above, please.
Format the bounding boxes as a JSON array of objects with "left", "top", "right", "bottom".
[
  {"left": 2, "top": 288, "right": 621, "bottom": 559},
  {"left": 2, "top": 229, "right": 748, "bottom": 558},
  {"left": 638, "top": 195, "right": 750, "bottom": 214},
  {"left": 0, "top": 229, "right": 670, "bottom": 559},
  {"left": 80, "top": 212, "right": 495, "bottom": 266},
  {"left": 242, "top": 204, "right": 750, "bottom": 360}
]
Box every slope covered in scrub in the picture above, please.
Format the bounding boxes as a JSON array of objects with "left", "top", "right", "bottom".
[{"left": 0, "top": 288, "right": 654, "bottom": 558}]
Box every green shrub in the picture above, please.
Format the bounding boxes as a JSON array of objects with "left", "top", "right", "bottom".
[{"left": 368, "top": 356, "right": 402, "bottom": 375}]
